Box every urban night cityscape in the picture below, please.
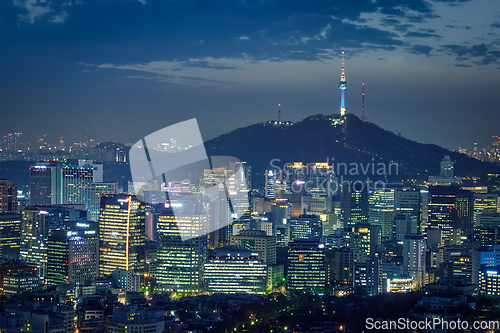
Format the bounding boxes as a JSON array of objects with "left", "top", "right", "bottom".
[{"left": 1, "top": 0, "right": 500, "bottom": 332}]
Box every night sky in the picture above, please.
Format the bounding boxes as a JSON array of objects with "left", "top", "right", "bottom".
[{"left": 1, "top": 0, "right": 499, "bottom": 150}]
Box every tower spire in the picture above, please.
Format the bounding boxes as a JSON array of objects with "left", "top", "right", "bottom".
[
  {"left": 278, "top": 103, "right": 281, "bottom": 123},
  {"left": 339, "top": 49, "right": 347, "bottom": 116},
  {"left": 361, "top": 83, "right": 366, "bottom": 122}
]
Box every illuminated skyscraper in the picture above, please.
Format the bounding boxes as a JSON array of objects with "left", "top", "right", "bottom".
[
  {"left": 230, "top": 230, "right": 276, "bottom": 265},
  {"left": 156, "top": 193, "right": 207, "bottom": 295},
  {"left": 265, "top": 170, "right": 277, "bottom": 200},
  {"left": 369, "top": 187, "right": 397, "bottom": 239},
  {"left": 204, "top": 249, "right": 267, "bottom": 294},
  {"left": 473, "top": 192, "right": 498, "bottom": 225},
  {"left": 287, "top": 240, "right": 326, "bottom": 293},
  {"left": 204, "top": 167, "right": 232, "bottom": 248},
  {"left": 29, "top": 160, "right": 102, "bottom": 207},
  {"left": 428, "top": 186, "right": 473, "bottom": 242},
  {"left": 289, "top": 214, "right": 322, "bottom": 242},
  {"left": 394, "top": 188, "right": 421, "bottom": 228},
  {"left": 345, "top": 224, "right": 381, "bottom": 262},
  {"left": 0, "top": 213, "right": 21, "bottom": 260},
  {"left": 392, "top": 214, "right": 418, "bottom": 242},
  {"left": 20, "top": 207, "right": 49, "bottom": 282},
  {"left": 455, "top": 190, "right": 474, "bottom": 236},
  {"left": 203, "top": 161, "right": 251, "bottom": 247},
  {"left": 29, "top": 163, "right": 62, "bottom": 206},
  {"left": 47, "top": 225, "right": 99, "bottom": 286},
  {"left": 20, "top": 205, "right": 88, "bottom": 283},
  {"left": 354, "top": 257, "right": 381, "bottom": 296},
  {"left": 61, "top": 160, "right": 101, "bottom": 206},
  {"left": 98, "top": 195, "right": 145, "bottom": 276},
  {"left": 341, "top": 182, "right": 368, "bottom": 230},
  {"left": 0, "top": 180, "right": 17, "bottom": 213},
  {"left": 90, "top": 182, "right": 118, "bottom": 222},
  {"left": 403, "top": 234, "right": 426, "bottom": 288}
]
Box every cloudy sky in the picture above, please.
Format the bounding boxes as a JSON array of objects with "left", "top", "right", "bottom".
[{"left": 1, "top": 0, "right": 499, "bottom": 150}]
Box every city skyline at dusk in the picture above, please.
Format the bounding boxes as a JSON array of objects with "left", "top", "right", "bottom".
[{"left": 1, "top": 2, "right": 500, "bottom": 333}]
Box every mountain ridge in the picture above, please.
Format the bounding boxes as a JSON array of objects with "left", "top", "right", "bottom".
[{"left": 204, "top": 113, "right": 500, "bottom": 187}]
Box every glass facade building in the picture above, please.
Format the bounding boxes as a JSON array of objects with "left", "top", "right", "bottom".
[
  {"left": 204, "top": 249, "right": 267, "bottom": 294},
  {"left": 99, "top": 195, "right": 145, "bottom": 276},
  {"left": 287, "top": 240, "right": 326, "bottom": 293}
]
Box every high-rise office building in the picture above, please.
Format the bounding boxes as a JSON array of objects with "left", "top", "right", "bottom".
[
  {"left": 0, "top": 180, "right": 17, "bottom": 213},
  {"left": 452, "top": 252, "right": 480, "bottom": 285},
  {"left": 287, "top": 240, "right": 326, "bottom": 293},
  {"left": 99, "top": 195, "right": 145, "bottom": 276},
  {"left": 112, "top": 268, "right": 141, "bottom": 292},
  {"left": 29, "top": 160, "right": 102, "bottom": 207},
  {"left": 156, "top": 193, "right": 207, "bottom": 295},
  {"left": 369, "top": 186, "right": 399, "bottom": 239},
  {"left": 392, "top": 214, "right": 418, "bottom": 242},
  {"left": 0, "top": 213, "right": 21, "bottom": 260},
  {"left": 341, "top": 182, "right": 368, "bottom": 230},
  {"left": 20, "top": 207, "right": 49, "bottom": 282},
  {"left": 0, "top": 260, "right": 37, "bottom": 295},
  {"left": 3, "top": 270, "right": 40, "bottom": 297},
  {"left": 394, "top": 188, "right": 420, "bottom": 227},
  {"left": 289, "top": 214, "right": 322, "bottom": 242},
  {"left": 276, "top": 224, "right": 290, "bottom": 248},
  {"left": 61, "top": 161, "right": 96, "bottom": 206},
  {"left": 346, "top": 224, "right": 381, "bottom": 262},
  {"left": 473, "top": 193, "right": 498, "bottom": 225},
  {"left": 301, "top": 195, "right": 332, "bottom": 215},
  {"left": 47, "top": 225, "right": 99, "bottom": 286},
  {"left": 456, "top": 190, "right": 473, "bottom": 236},
  {"left": 203, "top": 168, "right": 232, "bottom": 248},
  {"left": 271, "top": 198, "right": 292, "bottom": 224},
  {"left": 230, "top": 230, "right": 276, "bottom": 265},
  {"left": 334, "top": 248, "right": 355, "bottom": 288},
  {"left": 90, "top": 182, "right": 118, "bottom": 222},
  {"left": 479, "top": 266, "right": 500, "bottom": 297},
  {"left": 29, "top": 163, "right": 62, "bottom": 206},
  {"left": 428, "top": 186, "right": 473, "bottom": 244},
  {"left": 354, "top": 257, "right": 381, "bottom": 296},
  {"left": 20, "top": 205, "right": 88, "bottom": 283},
  {"left": 440, "top": 155, "right": 454, "bottom": 179},
  {"left": 265, "top": 170, "right": 277, "bottom": 200},
  {"left": 204, "top": 249, "right": 267, "bottom": 294},
  {"left": 403, "top": 234, "right": 426, "bottom": 288},
  {"left": 474, "top": 225, "right": 499, "bottom": 247}
]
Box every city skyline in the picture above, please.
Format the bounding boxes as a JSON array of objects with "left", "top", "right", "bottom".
[
  {"left": 1, "top": 0, "right": 499, "bottom": 150},
  {"left": 1, "top": 1, "right": 500, "bottom": 332}
]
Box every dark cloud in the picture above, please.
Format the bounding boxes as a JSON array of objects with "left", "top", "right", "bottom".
[
  {"left": 454, "top": 64, "right": 471, "bottom": 67},
  {"left": 419, "top": 28, "right": 437, "bottom": 33},
  {"left": 405, "top": 31, "right": 441, "bottom": 38},
  {"left": 441, "top": 43, "right": 500, "bottom": 66},
  {"left": 380, "top": 8, "right": 405, "bottom": 16},
  {"left": 409, "top": 44, "right": 433, "bottom": 55},
  {"left": 376, "top": 0, "right": 433, "bottom": 14},
  {"left": 442, "top": 43, "right": 488, "bottom": 57},
  {"left": 491, "top": 22, "right": 500, "bottom": 29},
  {"left": 380, "top": 18, "right": 414, "bottom": 32},
  {"left": 0, "top": 0, "right": 410, "bottom": 65}
]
